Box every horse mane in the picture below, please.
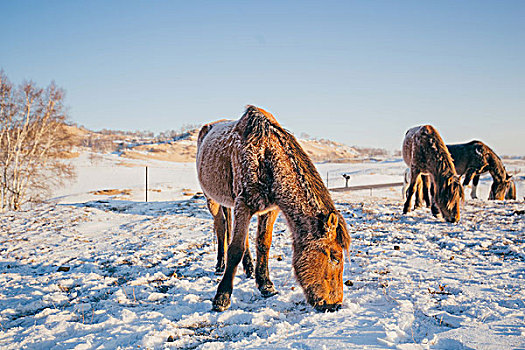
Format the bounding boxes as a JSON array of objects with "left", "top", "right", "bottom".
[
  {"left": 482, "top": 142, "right": 508, "bottom": 181},
  {"left": 420, "top": 125, "right": 464, "bottom": 209},
  {"left": 239, "top": 105, "right": 350, "bottom": 249},
  {"left": 422, "top": 125, "right": 458, "bottom": 178}
]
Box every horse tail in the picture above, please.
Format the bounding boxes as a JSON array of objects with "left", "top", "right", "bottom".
[{"left": 197, "top": 124, "right": 212, "bottom": 148}]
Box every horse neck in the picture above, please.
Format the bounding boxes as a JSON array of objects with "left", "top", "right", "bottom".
[
  {"left": 433, "top": 170, "right": 453, "bottom": 190},
  {"left": 486, "top": 150, "right": 507, "bottom": 181},
  {"left": 429, "top": 149, "right": 457, "bottom": 181},
  {"left": 272, "top": 152, "right": 334, "bottom": 223}
]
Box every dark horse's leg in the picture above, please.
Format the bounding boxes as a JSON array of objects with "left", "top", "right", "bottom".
[
  {"left": 462, "top": 169, "right": 478, "bottom": 200},
  {"left": 206, "top": 198, "right": 229, "bottom": 275},
  {"left": 255, "top": 209, "right": 279, "bottom": 297},
  {"left": 470, "top": 174, "right": 480, "bottom": 199},
  {"left": 213, "top": 201, "right": 253, "bottom": 312},
  {"left": 403, "top": 169, "right": 420, "bottom": 214}
]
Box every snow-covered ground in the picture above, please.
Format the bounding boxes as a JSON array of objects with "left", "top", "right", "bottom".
[{"left": 0, "top": 153, "right": 524, "bottom": 349}]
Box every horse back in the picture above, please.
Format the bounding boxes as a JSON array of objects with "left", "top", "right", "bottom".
[
  {"left": 402, "top": 125, "right": 438, "bottom": 167},
  {"left": 402, "top": 125, "right": 456, "bottom": 175},
  {"left": 446, "top": 141, "right": 486, "bottom": 176},
  {"left": 196, "top": 120, "right": 238, "bottom": 208}
]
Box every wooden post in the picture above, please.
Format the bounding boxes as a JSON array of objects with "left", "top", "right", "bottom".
[{"left": 145, "top": 166, "right": 148, "bottom": 202}]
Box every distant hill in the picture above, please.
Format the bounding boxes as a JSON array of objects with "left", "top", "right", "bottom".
[{"left": 65, "top": 124, "right": 384, "bottom": 163}]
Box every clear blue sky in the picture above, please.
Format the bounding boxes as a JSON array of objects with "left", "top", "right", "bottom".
[{"left": 1, "top": 0, "right": 524, "bottom": 154}]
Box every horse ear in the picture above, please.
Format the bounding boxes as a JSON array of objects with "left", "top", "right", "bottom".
[{"left": 326, "top": 212, "right": 338, "bottom": 238}]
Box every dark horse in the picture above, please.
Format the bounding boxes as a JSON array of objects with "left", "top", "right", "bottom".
[
  {"left": 402, "top": 125, "right": 464, "bottom": 223},
  {"left": 197, "top": 106, "right": 351, "bottom": 312},
  {"left": 447, "top": 141, "right": 513, "bottom": 200},
  {"left": 404, "top": 140, "right": 515, "bottom": 205}
]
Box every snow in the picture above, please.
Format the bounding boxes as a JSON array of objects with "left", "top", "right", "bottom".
[{"left": 0, "top": 153, "right": 524, "bottom": 349}]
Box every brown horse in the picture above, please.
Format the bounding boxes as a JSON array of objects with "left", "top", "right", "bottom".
[
  {"left": 402, "top": 125, "right": 464, "bottom": 223},
  {"left": 447, "top": 141, "right": 513, "bottom": 200},
  {"left": 197, "top": 106, "right": 350, "bottom": 312}
]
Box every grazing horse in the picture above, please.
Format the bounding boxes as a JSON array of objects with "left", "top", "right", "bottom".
[
  {"left": 447, "top": 141, "right": 513, "bottom": 200},
  {"left": 402, "top": 125, "right": 464, "bottom": 223},
  {"left": 197, "top": 106, "right": 351, "bottom": 312}
]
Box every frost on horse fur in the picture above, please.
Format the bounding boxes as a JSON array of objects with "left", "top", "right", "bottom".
[
  {"left": 196, "top": 105, "right": 350, "bottom": 312},
  {"left": 402, "top": 125, "right": 464, "bottom": 223}
]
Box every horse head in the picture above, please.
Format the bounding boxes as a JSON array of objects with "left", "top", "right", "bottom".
[
  {"left": 489, "top": 173, "right": 512, "bottom": 200},
  {"left": 436, "top": 175, "right": 464, "bottom": 223},
  {"left": 292, "top": 212, "right": 350, "bottom": 312}
]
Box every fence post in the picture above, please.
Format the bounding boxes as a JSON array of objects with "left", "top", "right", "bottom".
[{"left": 145, "top": 166, "right": 148, "bottom": 202}]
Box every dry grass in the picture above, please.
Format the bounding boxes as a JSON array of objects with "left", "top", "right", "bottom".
[{"left": 90, "top": 189, "right": 132, "bottom": 196}]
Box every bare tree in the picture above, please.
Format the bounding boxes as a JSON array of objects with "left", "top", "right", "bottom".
[{"left": 0, "top": 71, "right": 75, "bottom": 211}]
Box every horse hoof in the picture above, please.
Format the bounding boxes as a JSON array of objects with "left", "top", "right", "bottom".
[
  {"left": 245, "top": 269, "right": 253, "bottom": 278},
  {"left": 215, "top": 265, "right": 225, "bottom": 275},
  {"left": 212, "top": 294, "right": 231, "bottom": 312},
  {"left": 259, "top": 284, "right": 278, "bottom": 298},
  {"left": 314, "top": 302, "right": 341, "bottom": 313}
]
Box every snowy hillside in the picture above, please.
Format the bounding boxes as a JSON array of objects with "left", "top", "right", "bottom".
[
  {"left": 65, "top": 125, "right": 363, "bottom": 163},
  {"left": 0, "top": 153, "right": 524, "bottom": 349}
]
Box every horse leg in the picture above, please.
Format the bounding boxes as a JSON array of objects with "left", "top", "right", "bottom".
[
  {"left": 403, "top": 169, "right": 420, "bottom": 214},
  {"left": 414, "top": 175, "right": 424, "bottom": 209},
  {"left": 421, "top": 175, "right": 431, "bottom": 208},
  {"left": 462, "top": 169, "right": 476, "bottom": 199},
  {"left": 206, "top": 198, "right": 228, "bottom": 275},
  {"left": 212, "top": 201, "right": 253, "bottom": 312},
  {"left": 471, "top": 174, "right": 480, "bottom": 199},
  {"left": 222, "top": 206, "right": 254, "bottom": 278},
  {"left": 242, "top": 233, "right": 254, "bottom": 278},
  {"left": 402, "top": 168, "right": 410, "bottom": 200},
  {"left": 255, "top": 209, "right": 279, "bottom": 298},
  {"left": 430, "top": 182, "right": 441, "bottom": 217}
]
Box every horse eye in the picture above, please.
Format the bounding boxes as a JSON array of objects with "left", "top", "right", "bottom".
[{"left": 330, "top": 251, "right": 341, "bottom": 265}]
